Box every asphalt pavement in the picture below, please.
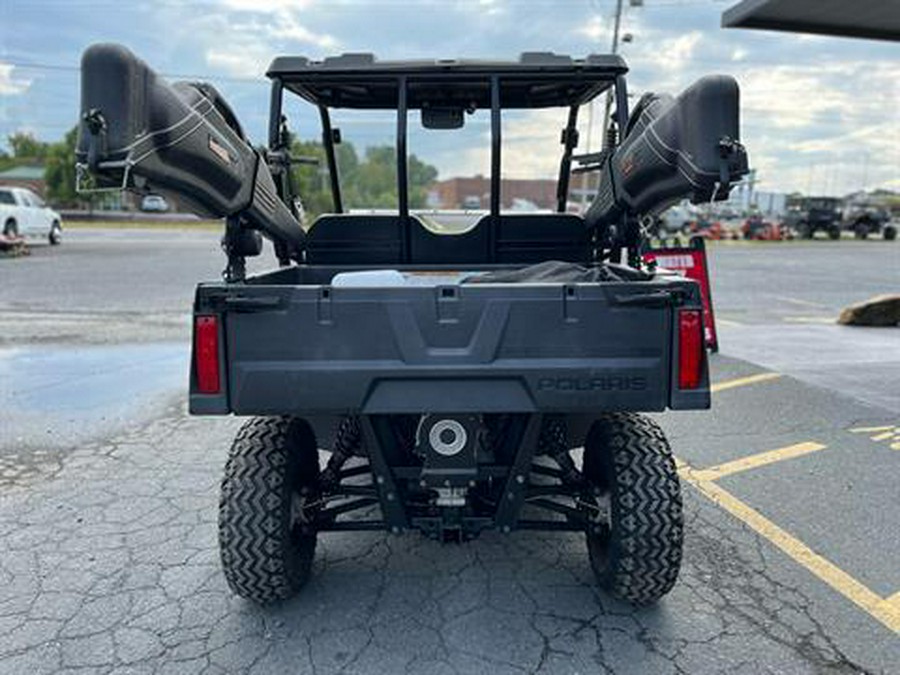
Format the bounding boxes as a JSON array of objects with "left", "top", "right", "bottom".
[{"left": 1, "top": 228, "right": 898, "bottom": 674}]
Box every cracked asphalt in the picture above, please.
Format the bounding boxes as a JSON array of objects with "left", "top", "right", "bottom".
[{"left": 1, "top": 229, "right": 898, "bottom": 674}]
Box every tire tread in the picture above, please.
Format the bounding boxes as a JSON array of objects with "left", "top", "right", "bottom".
[
  {"left": 218, "top": 416, "right": 318, "bottom": 604},
  {"left": 585, "top": 412, "right": 683, "bottom": 605}
]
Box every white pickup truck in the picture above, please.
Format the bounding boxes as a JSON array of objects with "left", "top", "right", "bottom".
[{"left": 0, "top": 186, "right": 63, "bottom": 245}]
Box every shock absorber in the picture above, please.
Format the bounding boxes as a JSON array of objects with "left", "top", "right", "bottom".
[
  {"left": 539, "top": 415, "right": 581, "bottom": 484},
  {"left": 321, "top": 416, "right": 361, "bottom": 487}
]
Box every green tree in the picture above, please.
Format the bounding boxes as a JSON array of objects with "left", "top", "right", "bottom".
[
  {"left": 44, "top": 127, "right": 79, "bottom": 205},
  {"left": 288, "top": 138, "right": 437, "bottom": 219},
  {"left": 8, "top": 132, "right": 49, "bottom": 161},
  {"left": 408, "top": 154, "right": 439, "bottom": 209}
]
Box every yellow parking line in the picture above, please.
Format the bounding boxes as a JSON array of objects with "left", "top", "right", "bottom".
[
  {"left": 716, "top": 318, "right": 744, "bottom": 327},
  {"left": 775, "top": 295, "right": 829, "bottom": 309},
  {"left": 711, "top": 372, "right": 782, "bottom": 393},
  {"left": 880, "top": 591, "right": 900, "bottom": 614},
  {"left": 678, "top": 462, "right": 900, "bottom": 634},
  {"left": 850, "top": 425, "right": 894, "bottom": 434},
  {"left": 782, "top": 316, "right": 836, "bottom": 324},
  {"left": 689, "top": 442, "right": 827, "bottom": 481}
]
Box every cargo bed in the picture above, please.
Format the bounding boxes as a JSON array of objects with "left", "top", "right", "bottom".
[{"left": 189, "top": 264, "right": 709, "bottom": 416}]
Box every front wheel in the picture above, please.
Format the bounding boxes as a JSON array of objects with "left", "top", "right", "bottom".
[
  {"left": 3, "top": 219, "right": 17, "bottom": 238},
  {"left": 219, "top": 416, "right": 320, "bottom": 604},
  {"left": 49, "top": 222, "right": 62, "bottom": 245},
  {"left": 583, "top": 413, "right": 683, "bottom": 605},
  {"left": 884, "top": 225, "right": 897, "bottom": 241}
]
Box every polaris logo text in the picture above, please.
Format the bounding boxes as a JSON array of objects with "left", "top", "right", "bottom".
[{"left": 537, "top": 376, "right": 647, "bottom": 392}]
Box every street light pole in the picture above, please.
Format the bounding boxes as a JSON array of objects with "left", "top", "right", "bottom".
[
  {"left": 580, "top": 0, "right": 627, "bottom": 211},
  {"left": 602, "top": 0, "right": 625, "bottom": 148}
]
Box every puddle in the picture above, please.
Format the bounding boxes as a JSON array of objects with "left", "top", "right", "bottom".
[{"left": 0, "top": 342, "right": 188, "bottom": 453}]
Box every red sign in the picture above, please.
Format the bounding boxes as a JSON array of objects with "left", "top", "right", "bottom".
[{"left": 644, "top": 237, "right": 718, "bottom": 352}]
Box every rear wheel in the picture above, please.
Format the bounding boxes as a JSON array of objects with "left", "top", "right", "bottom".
[
  {"left": 884, "top": 225, "right": 897, "bottom": 241},
  {"left": 583, "top": 413, "right": 683, "bottom": 605},
  {"left": 219, "top": 416, "right": 320, "bottom": 604},
  {"left": 3, "top": 219, "right": 17, "bottom": 238}
]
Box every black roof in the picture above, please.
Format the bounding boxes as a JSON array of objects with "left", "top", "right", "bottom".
[
  {"left": 722, "top": 0, "right": 900, "bottom": 41},
  {"left": 266, "top": 52, "right": 628, "bottom": 109}
]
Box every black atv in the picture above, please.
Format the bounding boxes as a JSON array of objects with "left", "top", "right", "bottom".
[{"left": 76, "top": 44, "right": 748, "bottom": 606}]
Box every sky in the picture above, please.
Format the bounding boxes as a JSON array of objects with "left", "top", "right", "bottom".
[{"left": 0, "top": 0, "right": 898, "bottom": 197}]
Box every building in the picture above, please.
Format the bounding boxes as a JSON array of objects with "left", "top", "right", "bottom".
[
  {"left": 430, "top": 175, "right": 560, "bottom": 210},
  {"left": 0, "top": 165, "right": 46, "bottom": 196}
]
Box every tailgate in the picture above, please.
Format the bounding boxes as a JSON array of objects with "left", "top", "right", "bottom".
[{"left": 190, "top": 279, "right": 709, "bottom": 415}]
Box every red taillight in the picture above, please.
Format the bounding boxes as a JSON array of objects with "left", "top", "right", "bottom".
[
  {"left": 678, "top": 309, "right": 703, "bottom": 390},
  {"left": 195, "top": 315, "right": 221, "bottom": 394}
]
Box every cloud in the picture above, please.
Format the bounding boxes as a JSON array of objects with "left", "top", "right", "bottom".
[
  {"left": 1, "top": 0, "right": 897, "bottom": 195},
  {"left": 0, "top": 63, "right": 31, "bottom": 96},
  {"left": 205, "top": 49, "right": 271, "bottom": 79},
  {"left": 268, "top": 9, "right": 338, "bottom": 49},
  {"left": 578, "top": 16, "right": 605, "bottom": 42},
  {"left": 736, "top": 60, "right": 900, "bottom": 193},
  {"left": 650, "top": 31, "right": 702, "bottom": 71},
  {"left": 195, "top": 5, "right": 337, "bottom": 78},
  {"left": 433, "top": 109, "right": 574, "bottom": 181},
  {"left": 219, "top": 0, "right": 315, "bottom": 10}
]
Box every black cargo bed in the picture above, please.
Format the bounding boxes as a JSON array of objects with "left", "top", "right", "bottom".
[{"left": 191, "top": 264, "right": 708, "bottom": 416}]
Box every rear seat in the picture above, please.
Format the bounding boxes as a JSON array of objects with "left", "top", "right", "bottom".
[
  {"left": 305, "top": 212, "right": 591, "bottom": 265},
  {"left": 410, "top": 219, "right": 490, "bottom": 264},
  {"left": 495, "top": 213, "right": 590, "bottom": 264},
  {"left": 305, "top": 214, "right": 403, "bottom": 265}
]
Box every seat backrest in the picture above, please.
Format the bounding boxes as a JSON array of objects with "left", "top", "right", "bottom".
[
  {"left": 409, "top": 219, "right": 490, "bottom": 264},
  {"left": 305, "top": 212, "right": 591, "bottom": 266},
  {"left": 495, "top": 213, "right": 590, "bottom": 264},
  {"left": 305, "top": 214, "right": 403, "bottom": 265}
]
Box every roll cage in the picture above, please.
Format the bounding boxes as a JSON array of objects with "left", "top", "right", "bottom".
[{"left": 264, "top": 52, "right": 630, "bottom": 235}]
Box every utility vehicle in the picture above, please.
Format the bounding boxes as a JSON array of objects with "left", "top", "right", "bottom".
[
  {"left": 76, "top": 44, "right": 747, "bottom": 606},
  {"left": 844, "top": 207, "right": 896, "bottom": 241},
  {"left": 795, "top": 196, "right": 843, "bottom": 239}
]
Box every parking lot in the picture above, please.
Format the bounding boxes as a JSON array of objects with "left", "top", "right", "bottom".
[{"left": 1, "top": 228, "right": 898, "bottom": 674}]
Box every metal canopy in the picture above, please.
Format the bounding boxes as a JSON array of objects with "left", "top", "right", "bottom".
[
  {"left": 722, "top": 0, "right": 900, "bottom": 41},
  {"left": 266, "top": 52, "right": 627, "bottom": 109}
]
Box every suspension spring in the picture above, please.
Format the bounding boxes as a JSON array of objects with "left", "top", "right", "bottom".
[
  {"left": 321, "top": 416, "right": 361, "bottom": 487},
  {"left": 539, "top": 415, "right": 581, "bottom": 485}
]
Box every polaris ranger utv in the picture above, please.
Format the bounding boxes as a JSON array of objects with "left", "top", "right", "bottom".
[{"left": 77, "top": 44, "right": 748, "bottom": 606}]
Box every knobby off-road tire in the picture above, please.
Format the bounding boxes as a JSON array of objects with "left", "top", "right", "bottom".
[
  {"left": 219, "top": 416, "right": 320, "bottom": 604},
  {"left": 583, "top": 413, "right": 684, "bottom": 605}
]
